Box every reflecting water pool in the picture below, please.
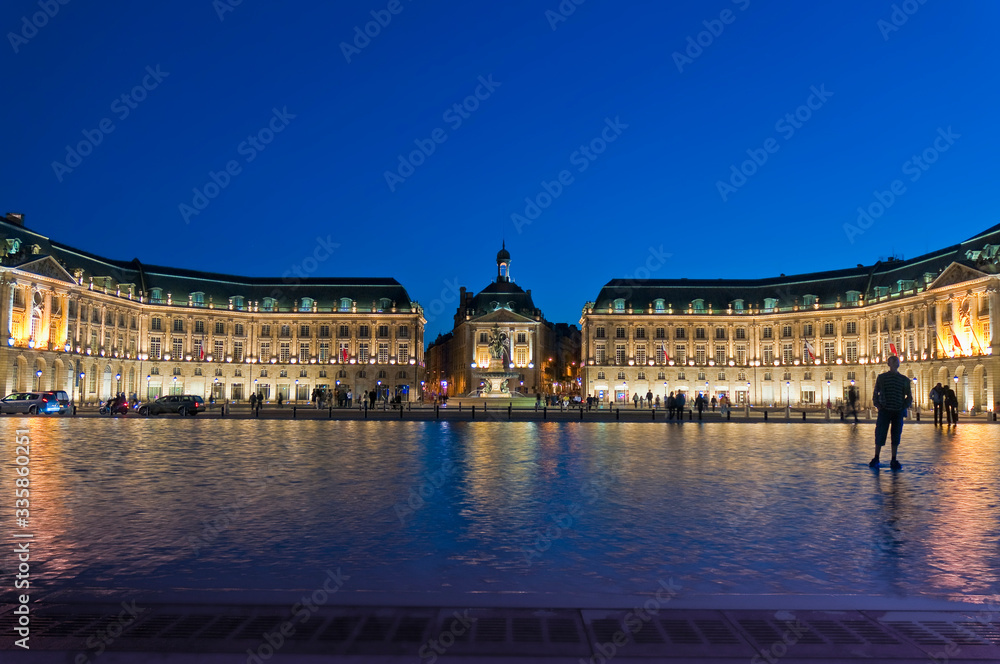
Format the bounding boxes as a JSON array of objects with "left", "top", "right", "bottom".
[{"left": 2, "top": 419, "right": 998, "bottom": 604}]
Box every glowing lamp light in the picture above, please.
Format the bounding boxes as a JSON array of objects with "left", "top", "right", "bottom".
[
  {"left": 471, "top": 362, "right": 478, "bottom": 369},
  {"left": 185, "top": 354, "right": 192, "bottom": 361},
  {"left": 528, "top": 362, "right": 534, "bottom": 369},
  {"left": 708, "top": 360, "right": 715, "bottom": 366},
  {"left": 64, "top": 343, "right": 71, "bottom": 352},
  {"left": 814, "top": 359, "right": 821, "bottom": 365},
  {"left": 349, "top": 359, "right": 356, "bottom": 364},
  {"left": 628, "top": 359, "right": 635, "bottom": 366},
  {"left": 728, "top": 360, "right": 735, "bottom": 367},
  {"left": 28, "top": 339, "right": 35, "bottom": 349},
  {"left": 291, "top": 357, "right": 298, "bottom": 364},
  {"left": 270, "top": 358, "right": 277, "bottom": 364},
  {"left": 668, "top": 360, "right": 675, "bottom": 366},
  {"left": 6, "top": 337, "right": 12, "bottom": 346},
  {"left": 836, "top": 358, "right": 843, "bottom": 364},
  {"left": 369, "top": 358, "right": 376, "bottom": 364},
  {"left": 509, "top": 362, "right": 515, "bottom": 369}
]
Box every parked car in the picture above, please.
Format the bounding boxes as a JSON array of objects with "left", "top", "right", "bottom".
[
  {"left": 0, "top": 391, "right": 70, "bottom": 415},
  {"left": 137, "top": 395, "right": 205, "bottom": 417}
]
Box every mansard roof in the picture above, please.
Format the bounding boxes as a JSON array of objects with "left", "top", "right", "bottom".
[
  {"left": 0, "top": 216, "right": 416, "bottom": 312},
  {"left": 467, "top": 279, "right": 541, "bottom": 318},
  {"left": 592, "top": 222, "right": 1000, "bottom": 313}
]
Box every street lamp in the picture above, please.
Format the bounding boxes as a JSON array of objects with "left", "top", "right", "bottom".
[
  {"left": 35, "top": 369, "right": 42, "bottom": 390},
  {"left": 786, "top": 380, "right": 790, "bottom": 408},
  {"left": 295, "top": 378, "right": 299, "bottom": 404},
  {"left": 146, "top": 374, "right": 151, "bottom": 401},
  {"left": 115, "top": 373, "right": 121, "bottom": 395},
  {"left": 78, "top": 371, "right": 85, "bottom": 407}
]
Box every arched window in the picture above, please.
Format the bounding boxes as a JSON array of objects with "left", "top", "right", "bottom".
[
  {"left": 764, "top": 298, "right": 778, "bottom": 312},
  {"left": 691, "top": 299, "right": 705, "bottom": 312},
  {"left": 301, "top": 297, "right": 314, "bottom": 311},
  {"left": 613, "top": 298, "right": 626, "bottom": 312},
  {"left": 377, "top": 370, "right": 388, "bottom": 379},
  {"left": 654, "top": 299, "right": 665, "bottom": 312},
  {"left": 191, "top": 292, "right": 206, "bottom": 307},
  {"left": 396, "top": 371, "right": 408, "bottom": 379},
  {"left": 230, "top": 296, "right": 245, "bottom": 310},
  {"left": 262, "top": 297, "right": 276, "bottom": 311},
  {"left": 378, "top": 298, "right": 391, "bottom": 312},
  {"left": 803, "top": 294, "right": 817, "bottom": 307},
  {"left": 149, "top": 288, "right": 164, "bottom": 304},
  {"left": 732, "top": 299, "right": 744, "bottom": 312},
  {"left": 339, "top": 298, "right": 352, "bottom": 312},
  {"left": 356, "top": 370, "right": 367, "bottom": 379}
]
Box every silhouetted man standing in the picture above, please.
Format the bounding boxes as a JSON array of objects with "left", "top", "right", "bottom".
[{"left": 870, "top": 355, "right": 912, "bottom": 470}]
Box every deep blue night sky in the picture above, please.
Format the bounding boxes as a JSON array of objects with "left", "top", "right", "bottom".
[{"left": 2, "top": 1, "right": 998, "bottom": 339}]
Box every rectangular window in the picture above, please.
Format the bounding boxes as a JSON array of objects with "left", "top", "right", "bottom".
[
  {"left": 736, "top": 345, "right": 747, "bottom": 365},
  {"left": 735, "top": 328, "right": 746, "bottom": 340},
  {"left": 715, "top": 327, "right": 726, "bottom": 340},
  {"left": 260, "top": 341, "right": 271, "bottom": 360},
  {"left": 615, "top": 327, "right": 626, "bottom": 339},
  {"left": 595, "top": 344, "right": 606, "bottom": 364},
  {"left": 279, "top": 342, "right": 291, "bottom": 362},
  {"left": 636, "top": 345, "right": 646, "bottom": 365},
  {"left": 714, "top": 346, "right": 726, "bottom": 365},
  {"left": 782, "top": 325, "right": 792, "bottom": 338},
  {"left": 91, "top": 331, "right": 98, "bottom": 350},
  {"left": 377, "top": 325, "right": 389, "bottom": 338},
  {"left": 172, "top": 338, "right": 184, "bottom": 358},
  {"left": 655, "top": 345, "right": 666, "bottom": 364},
  {"left": 675, "top": 345, "right": 686, "bottom": 364},
  {"left": 846, "top": 341, "right": 858, "bottom": 363},
  {"left": 696, "top": 345, "right": 706, "bottom": 364},
  {"left": 803, "top": 323, "right": 813, "bottom": 336},
  {"left": 260, "top": 324, "right": 271, "bottom": 337},
  {"left": 319, "top": 325, "right": 330, "bottom": 338},
  {"left": 299, "top": 343, "right": 310, "bottom": 362},
  {"left": 234, "top": 323, "right": 245, "bottom": 336},
  {"left": 845, "top": 321, "right": 857, "bottom": 335},
  {"left": 762, "top": 326, "right": 772, "bottom": 339},
  {"left": 823, "top": 322, "right": 834, "bottom": 336},
  {"left": 397, "top": 343, "right": 408, "bottom": 364},
  {"left": 215, "top": 321, "right": 225, "bottom": 335},
  {"left": 398, "top": 326, "right": 408, "bottom": 339},
  {"left": 782, "top": 343, "right": 793, "bottom": 364},
  {"left": 338, "top": 325, "right": 349, "bottom": 338},
  {"left": 338, "top": 341, "right": 350, "bottom": 361},
  {"left": 173, "top": 319, "right": 184, "bottom": 332},
  {"left": 655, "top": 327, "right": 665, "bottom": 339},
  {"left": 214, "top": 340, "right": 225, "bottom": 359},
  {"left": 595, "top": 327, "right": 606, "bottom": 339},
  {"left": 151, "top": 317, "right": 162, "bottom": 331},
  {"left": 516, "top": 346, "right": 528, "bottom": 365},
  {"left": 824, "top": 341, "right": 835, "bottom": 363},
  {"left": 280, "top": 325, "right": 291, "bottom": 337},
  {"left": 193, "top": 338, "right": 203, "bottom": 359},
  {"left": 635, "top": 327, "right": 646, "bottom": 339},
  {"left": 516, "top": 332, "right": 526, "bottom": 343},
  {"left": 801, "top": 389, "right": 816, "bottom": 404},
  {"left": 696, "top": 327, "right": 706, "bottom": 340},
  {"left": 358, "top": 342, "right": 369, "bottom": 362},
  {"left": 233, "top": 341, "right": 244, "bottom": 362},
  {"left": 359, "top": 325, "right": 370, "bottom": 338},
  {"left": 675, "top": 328, "right": 686, "bottom": 340},
  {"left": 377, "top": 342, "right": 389, "bottom": 364},
  {"left": 300, "top": 325, "right": 310, "bottom": 337},
  {"left": 317, "top": 342, "right": 328, "bottom": 362},
  {"left": 615, "top": 344, "right": 626, "bottom": 364},
  {"left": 150, "top": 337, "right": 162, "bottom": 360}
]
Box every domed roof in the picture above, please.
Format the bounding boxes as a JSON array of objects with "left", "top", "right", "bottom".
[{"left": 496, "top": 242, "right": 510, "bottom": 262}]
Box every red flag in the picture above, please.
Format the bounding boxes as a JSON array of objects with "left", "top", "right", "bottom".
[
  {"left": 952, "top": 334, "right": 963, "bottom": 352},
  {"left": 889, "top": 343, "right": 898, "bottom": 357},
  {"left": 804, "top": 340, "right": 816, "bottom": 361},
  {"left": 341, "top": 347, "right": 348, "bottom": 362}
]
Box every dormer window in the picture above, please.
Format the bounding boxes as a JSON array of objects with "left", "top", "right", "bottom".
[
  {"left": 763, "top": 297, "right": 778, "bottom": 312},
  {"left": 732, "top": 299, "right": 744, "bottom": 312},
  {"left": 339, "top": 297, "right": 352, "bottom": 312},
  {"left": 262, "top": 297, "right": 276, "bottom": 311},
  {"left": 613, "top": 298, "right": 625, "bottom": 312},
  {"left": 301, "top": 297, "right": 314, "bottom": 311},
  {"left": 191, "top": 292, "right": 206, "bottom": 308},
  {"left": 896, "top": 279, "right": 913, "bottom": 292},
  {"left": 846, "top": 290, "right": 861, "bottom": 304},
  {"left": 149, "top": 288, "right": 164, "bottom": 304},
  {"left": 802, "top": 295, "right": 817, "bottom": 308},
  {"left": 691, "top": 299, "right": 705, "bottom": 312},
  {"left": 654, "top": 299, "right": 665, "bottom": 313},
  {"left": 378, "top": 298, "right": 391, "bottom": 312},
  {"left": 230, "top": 296, "right": 245, "bottom": 310}
]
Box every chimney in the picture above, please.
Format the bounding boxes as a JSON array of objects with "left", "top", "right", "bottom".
[{"left": 5, "top": 213, "right": 24, "bottom": 226}]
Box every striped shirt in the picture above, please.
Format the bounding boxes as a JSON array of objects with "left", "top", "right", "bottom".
[{"left": 873, "top": 371, "right": 912, "bottom": 412}]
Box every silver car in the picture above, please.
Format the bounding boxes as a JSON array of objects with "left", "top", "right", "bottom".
[{"left": 0, "top": 391, "right": 70, "bottom": 415}]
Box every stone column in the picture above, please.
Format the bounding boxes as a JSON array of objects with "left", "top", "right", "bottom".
[
  {"left": 988, "top": 287, "right": 999, "bottom": 355},
  {"left": 41, "top": 289, "right": 52, "bottom": 348}
]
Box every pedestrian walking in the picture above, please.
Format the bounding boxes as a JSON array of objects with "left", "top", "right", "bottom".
[
  {"left": 944, "top": 384, "right": 958, "bottom": 424},
  {"left": 711, "top": 396, "right": 717, "bottom": 412},
  {"left": 277, "top": 394, "right": 283, "bottom": 408},
  {"left": 869, "top": 355, "right": 912, "bottom": 469},
  {"left": 646, "top": 390, "right": 653, "bottom": 407},
  {"left": 675, "top": 391, "right": 686, "bottom": 420},
  {"left": 633, "top": 392, "right": 639, "bottom": 409},
  {"left": 929, "top": 383, "right": 943, "bottom": 425},
  {"left": 848, "top": 385, "right": 859, "bottom": 423},
  {"left": 666, "top": 392, "right": 675, "bottom": 419}
]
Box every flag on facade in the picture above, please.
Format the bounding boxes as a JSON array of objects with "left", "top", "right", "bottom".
[
  {"left": 199, "top": 334, "right": 205, "bottom": 360},
  {"left": 660, "top": 342, "right": 669, "bottom": 362},
  {"left": 889, "top": 343, "right": 898, "bottom": 357},
  {"left": 804, "top": 340, "right": 816, "bottom": 361},
  {"left": 341, "top": 347, "right": 349, "bottom": 362},
  {"left": 952, "top": 333, "right": 963, "bottom": 352}
]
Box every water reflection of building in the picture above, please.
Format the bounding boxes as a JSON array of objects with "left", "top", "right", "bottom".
[
  {"left": 0, "top": 214, "right": 425, "bottom": 404},
  {"left": 580, "top": 225, "right": 1000, "bottom": 410},
  {"left": 426, "top": 245, "right": 563, "bottom": 397}
]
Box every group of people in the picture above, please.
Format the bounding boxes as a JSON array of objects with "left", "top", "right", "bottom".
[
  {"left": 101, "top": 392, "right": 134, "bottom": 415},
  {"left": 928, "top": 382, "right": 960, "bottom": 426}
]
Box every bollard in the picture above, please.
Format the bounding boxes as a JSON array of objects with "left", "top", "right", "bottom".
[
  {"left": 293, "top": 406, "right": 297, "bottom": 419},
  {"left": 435, "top": 405, "right": 439, "bottom": 420},
  {"left": 652, "top": 408, "right": 655, "bottom": 421},
  {"left": 73, "top": 405, "right": 78, "bottom": 416},
  {"left": 221, "top": 404, "right": 225, "bottom": 418},
  {"left": 400, "top": 405, "right": 403, "bottom": 419},
  {"left": 329, "top": 406, "right": 332, "bottom": 419},
  {"left": 727, "top": 410, "right": 731, "bottom": 421},
  {"left": 916, "top": 411, "right": 920, "bottom": 422},
  {"left": 543, "top": 407, "right": 547, "bottom": 420},
  {"left": 698, "top": 410, "right": 702, "bottom": 421},
  {"left": 364, "top": 403, "right": 367, "bottom": 419},
  {"left": 689, "top": 409, "right": 693, "bottom": 421},
  {"left": 764, "top": 410, "right": 768, "bottom": 422},
  {"left": 802, "top": 411, "right": 806, "bottom": 421},
  {"left": 459, "top": 403, "right": 462, "bottom": 412},
  {"left": 581, "top": 407, "right": 584, "bottom": 421},
  {"left": 616, "top": 408, "right": 620, "bottom": 421},
  {"left": 508, "top": 404, "right": 512, "bottom": 421},
  {"left": 472, "top": 405, "right": 476, "bottom": 420},
  {"left": 484, "top": 401, "right": 487, "bottom": 412}
]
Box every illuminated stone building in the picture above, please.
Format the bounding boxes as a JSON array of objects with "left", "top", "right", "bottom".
[
  {"left": 0, "top": 214, "right": 425, "bottom": 404},
  {"left": 580, "top": 225, "right": 1000, "bottom": 411},
  {"left": 425, "top": 245, "right": 553, "bottom": 397}
]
